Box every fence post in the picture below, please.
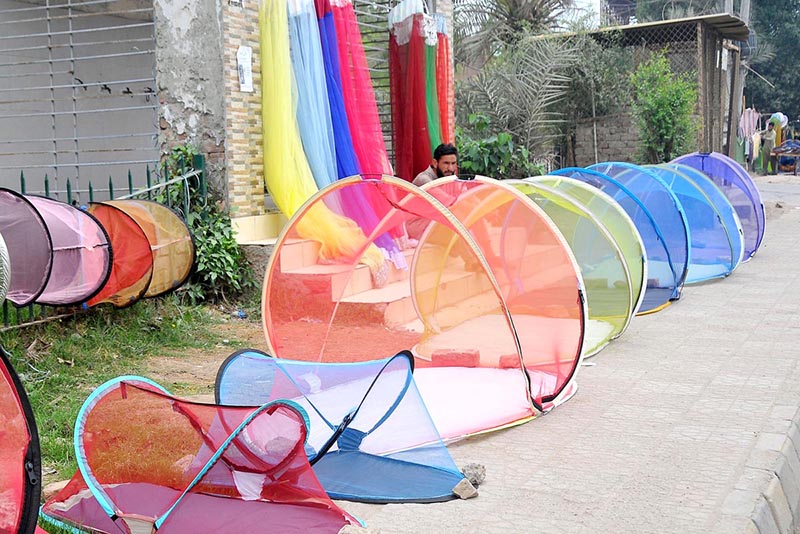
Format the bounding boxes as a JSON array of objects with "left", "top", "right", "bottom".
[
  {"left": 146, "top": 165, "right": 152, "bottom": 200},
  {"left": 66, "top": 179, "right": 72, "bottom": 205},
  {"left": 108, "top": 176, "right": 114, "bottom": 200},
  {"left": 19, "top": 171, "right": 25, "bottom": 194},
  {"left": 163, "top": 160, "right": 171, "bottom": 209},
  {"left": 128, "top": 170, "right": 134, "bottom": 196},
  {"left": 193, "top": 154, "right": 206, "bottom": 200},
  {"left": 89, "top": 181, "right": 94, "bottom": 203},
  {"left": 44, "top": 174, "right": 49, "bottom": 198}
]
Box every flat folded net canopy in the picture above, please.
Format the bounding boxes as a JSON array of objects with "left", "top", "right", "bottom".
[
  {"left": 263, "top": 175, "right": 534, "bottom": 440},
  {"left": 647, "top": 165, "right": 743, "bottom": 283},
  {"left": 26, "top": 196, "right": 111, "bottom": 306},
  {"left": 421, "top": 177, "right": 585, "bottom": 402},
  {"left": 102, "top": 200, "right": 195, "bottom": 298},
  {"left": 671, "top": 151, "right": 765, "bottom": 260},
  {"left": 533, "top": 175, "right": 647, "bottom": 320},
  {"left": 0, "top": 346, "right": 42, "bottom": 534},
  {"left": 85, "top": 202, "right": 154, "bottom": 308},
  {"left": 0, "top": 189, "right": 51, "bottom": 307},
  {"left": 216, "top": 349, "right": 468, "bottom": 503},
  {"left": 555, "top": 166, "right": 688, "bottom": 314},
  {"left": 41, "top": 378, "right": 360, "bottom": 534},
  {"left": 507, "top": 179, "right": 634, "bottom": 356}
]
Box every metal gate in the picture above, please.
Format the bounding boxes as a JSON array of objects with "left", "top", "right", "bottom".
[{"left": 0, "top": 0, "right": 158, "bottom": 202}]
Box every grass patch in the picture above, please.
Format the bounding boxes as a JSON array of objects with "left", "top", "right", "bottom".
[{"left": 0, "top": 296, "right": 241, "bottom": 481}]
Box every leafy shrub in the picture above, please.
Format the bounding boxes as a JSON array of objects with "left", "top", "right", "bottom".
[
  {"left": 456, "top": 113, "right": 545, "bottom": 179},
  {"left": 630, "top": 50, "right": 698, "bottom": 164}
]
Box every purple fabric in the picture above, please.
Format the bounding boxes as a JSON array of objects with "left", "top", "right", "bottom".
[
  {"left": 27, "top": 196, "right": 111, "bottom": 306},
  {"left": 0, "top": 189, "right": 52, "bottom": 307}
]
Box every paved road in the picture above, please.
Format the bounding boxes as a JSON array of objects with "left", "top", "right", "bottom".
[{"left": 340, "top": 173, "right": 800, "bottom": 533}]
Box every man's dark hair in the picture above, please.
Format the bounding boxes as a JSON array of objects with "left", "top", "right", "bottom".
[{"left": 433, "top": 143, "right": 458, "bottom": 160}]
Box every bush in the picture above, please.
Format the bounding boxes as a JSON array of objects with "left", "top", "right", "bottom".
[
  {"left": 630, "top": 50, "right": 698, "bottom": 164},
  {"left": 158, "top": 146, "right": 255, "bottom": 304},
  {"left": 456, "top": 114, "right": 545, "bottom": 179}
]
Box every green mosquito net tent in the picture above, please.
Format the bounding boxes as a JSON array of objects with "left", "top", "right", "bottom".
[{"left": 507, "top": 179, "right": 636, "bottom": 356}]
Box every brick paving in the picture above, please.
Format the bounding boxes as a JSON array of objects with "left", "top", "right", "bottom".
[{"left": 340, "top": 174, "right": 800, "bottom": 533}]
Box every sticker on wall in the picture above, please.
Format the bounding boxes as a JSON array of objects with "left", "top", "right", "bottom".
[{"left": 237, "top": 46, "right": 253, "bottom": 92}]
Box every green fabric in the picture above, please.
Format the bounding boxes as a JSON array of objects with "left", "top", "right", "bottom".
[{"left": 425, "top": 43, "right": 442, "bottom": 150}]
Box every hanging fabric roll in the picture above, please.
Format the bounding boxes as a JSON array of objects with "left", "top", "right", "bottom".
[
  {"left": 434, "top": 13, "right": 454, "bottom": 144},
  {"left": 389, "top": 0, "right": 432, "bottom": 181},
  {"left": 423, "top": 14, "right": 442, "bottom": 151},
  {"left": 261, "top": 0, "right": 385, "bottom": 275}
]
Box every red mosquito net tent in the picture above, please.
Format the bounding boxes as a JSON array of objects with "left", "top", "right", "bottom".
[
  {"left": 0, "top": 189, "right": 51, "bottom": 307},
  {"left": 263, "top": 175, "right": 575, "bottom": 440},
  {"left": 85, "top": 202, "right": 154, "bottom": 308},
  {"left": 25, "top": 196, "right": 111, "bottom": 306},
  {"left": 41, "top": 377, "right": 361, "bottom": 534},
  {"left": 420, "top": 176, "right": 586, "bottom": 405},
  {"left": 0, "top": 346, "right": 42, "bottom": 534},
  {"left": 102, "top": 200, "right": 195, "bottom": 298}
]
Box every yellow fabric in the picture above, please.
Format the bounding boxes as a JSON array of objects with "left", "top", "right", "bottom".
[{"left": 260, "top": 0, "right": 384, "bottom": 271}]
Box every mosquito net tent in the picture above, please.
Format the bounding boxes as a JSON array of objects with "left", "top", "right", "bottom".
[
  {"left": 419, "top": 176, "right": 586, "bottom": 401},
  {"left": 671, "top": 151, "right": 765, "bottom": 260},
  {"left": 102, "top": 200, "right": 194, "bottom": 298},
  {"left": 263, "top": 175, "right": 536, "bottom": 440},
  {"left": 24, "top": 196, "right": 111, "bottom": 306},
  {"left": 505, "top": 179, "right": 635, "bottom": 356},
  {"left": 532, "top": 175, "right": 647, "bottom": 320},
  {"left": 647, "top": 165, "right": 744, "bottom": 283},
  {"left": 554, "top": 166, "right": 688, "bottom": 314},
  {"left": 0, "top": 189, "right": 51, "bottom": 307},
  {"left": 216, "top": 349, "right": 471, "bottom": 503},
  {"left": 41, "top": 377, "right": 361, "bottom": 534},
  {"left": 0, "top": 346, "right": 42, "bottom": 534},
  {"left": 85, "top": 202, "right": 154, "bottom": 308},
  {"left": 662, "top": 163, "right": 745, "bottom": 270}
]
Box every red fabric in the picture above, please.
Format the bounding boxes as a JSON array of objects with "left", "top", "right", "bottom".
[
  {"left": 0, "top": 361, "right": 29, "bottom": 534},
  {"left": 436, "top": 32, "right": 454, "bottom": 144},
  {"left": 390, "top": 14, "right": 432, "bottom": 182}
]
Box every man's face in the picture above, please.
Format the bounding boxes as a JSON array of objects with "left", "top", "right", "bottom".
[{"left": 433, "top": 154, "right": 458, "bottom": 177}]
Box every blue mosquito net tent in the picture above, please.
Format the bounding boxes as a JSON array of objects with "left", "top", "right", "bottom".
[
  {"left": 646, "top": 165, "right": 742, "bottom": 283},
  {"left": 216, "top": 349, "right": 471, "bottom": 503},
  {"left": 552, "top": 166, "right": 688, "bottom": 314},
  {"left": 671, "top": 152, "right": 765, "bottom": 260}
]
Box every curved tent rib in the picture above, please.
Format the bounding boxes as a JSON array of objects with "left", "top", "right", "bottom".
[
  {"left": 421, "top": 176, "right": 586, "bottom": 406},
  {"left": 26, "top": 196, "right": 112, "bottom": 307},
  {"left": 85, "top": 202, "right": 154, "bottom": 308},
  {"left": 647, "top": 165, "right": 742, "bottom": 283},
  {"left": 0, "top": 188, "right": 52, "bottom": 307},
  {"left": 533, "top": 174, "right": 647, "bottom": 320},
  {"left": 551, "top": 166, "right": 685, "bottom": 314},
  {"left": 262, "top": 174, "right": 538, "bottom": 440},
  {"left": 215, "top": 349, "right": 469, "bottom": 503},
  {"left": 102, "top": 200, "right": 195, "bottom": 298},
  {"left": 0, "top": 345, "right": 42, "bottom": 534},
  {"left": 508, "top": 179, "right": 634, "bottom": 356},
  {"left": 671, "top": 151, "right": 765, "bottom": 260}
]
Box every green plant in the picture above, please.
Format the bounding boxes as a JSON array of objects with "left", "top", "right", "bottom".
[
  {"left": 156, "top": 145, "right": 255, "bottom": 304},
  {"left": 629, "top": 50, "right": 698, "bottom": 164},
  {"left": 457, "top": 113, "right": 545, "bottom": 179}
]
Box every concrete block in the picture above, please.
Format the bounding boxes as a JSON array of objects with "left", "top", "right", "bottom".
[
  {"left": 431, "top": 349, "right": 480, "bottom": 367},
  {"left": 764, "top": 476, "right": 793, "bottom": 533}
]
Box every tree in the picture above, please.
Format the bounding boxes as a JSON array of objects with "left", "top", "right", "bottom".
[
  {"left": 746, "top": 1, "right": 800, "bottom": 120},
  {"left": 629, "top": 50, "right": 698, "bottom": 163}
]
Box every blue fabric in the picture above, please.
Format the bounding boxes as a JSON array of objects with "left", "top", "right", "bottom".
[
  {"left": 216, "top": 349, "right": 466, "bottom": 503},
  {"left": 551, "top": 167, "right": 685, "bottom": 313},
  {"left": 671, "top": 152, "right": 765, "bottom": 260},
  {"left": 649, "top": 165, "right": 740, "bottom": 283},
  {"left": 288, "top": 2, "right": 338, "bottom": 189}
]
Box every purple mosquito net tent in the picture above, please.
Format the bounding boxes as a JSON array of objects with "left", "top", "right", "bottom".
[
  {"left": 0, "top": 189, "right": 52, "bottom": 307},
  {"left": 671, "top": 152, "right": 765, "bottom": 260},
  {"left": 26, "top": 196, "right": 112, "bottom": 307}
]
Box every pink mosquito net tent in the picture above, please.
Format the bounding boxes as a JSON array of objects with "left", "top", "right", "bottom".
[
  {"left": 263, "top": 175, "right": 581, "bottom": 439},
  {"left": 25, "top": 196, "right": 111, "bottom": 306},
  {"left": 420, "top": 176, "right": 586, "bottom": 403},
  {"left": 0, "top": 189, "right": 51, "bottom": 307},
  {"left": 85, "top": 202, "right": 154, "bottom": 308},
  {"left": 0, "top": 345, "right": 42, "bottom": 534},
  {"left": 0, "top": 232, "right": 9, "bottom": 303},
  {"left": 41, "top": 377, "right": 361, "bottom": 534},
  {"left": 102, "top": 200, "right": 194, "bottom": 298}
]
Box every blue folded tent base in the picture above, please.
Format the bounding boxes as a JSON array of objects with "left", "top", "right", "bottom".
[{"left": 215, "top": 349, "right": 474, "bottom": 503}]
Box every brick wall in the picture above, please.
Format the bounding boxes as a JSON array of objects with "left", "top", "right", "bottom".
[
  {"left": 222, "top": 0, "right": 265, "bottom": 218},
  {"left": 573, "top": 112, "right": 641, "bottom": 167}
]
